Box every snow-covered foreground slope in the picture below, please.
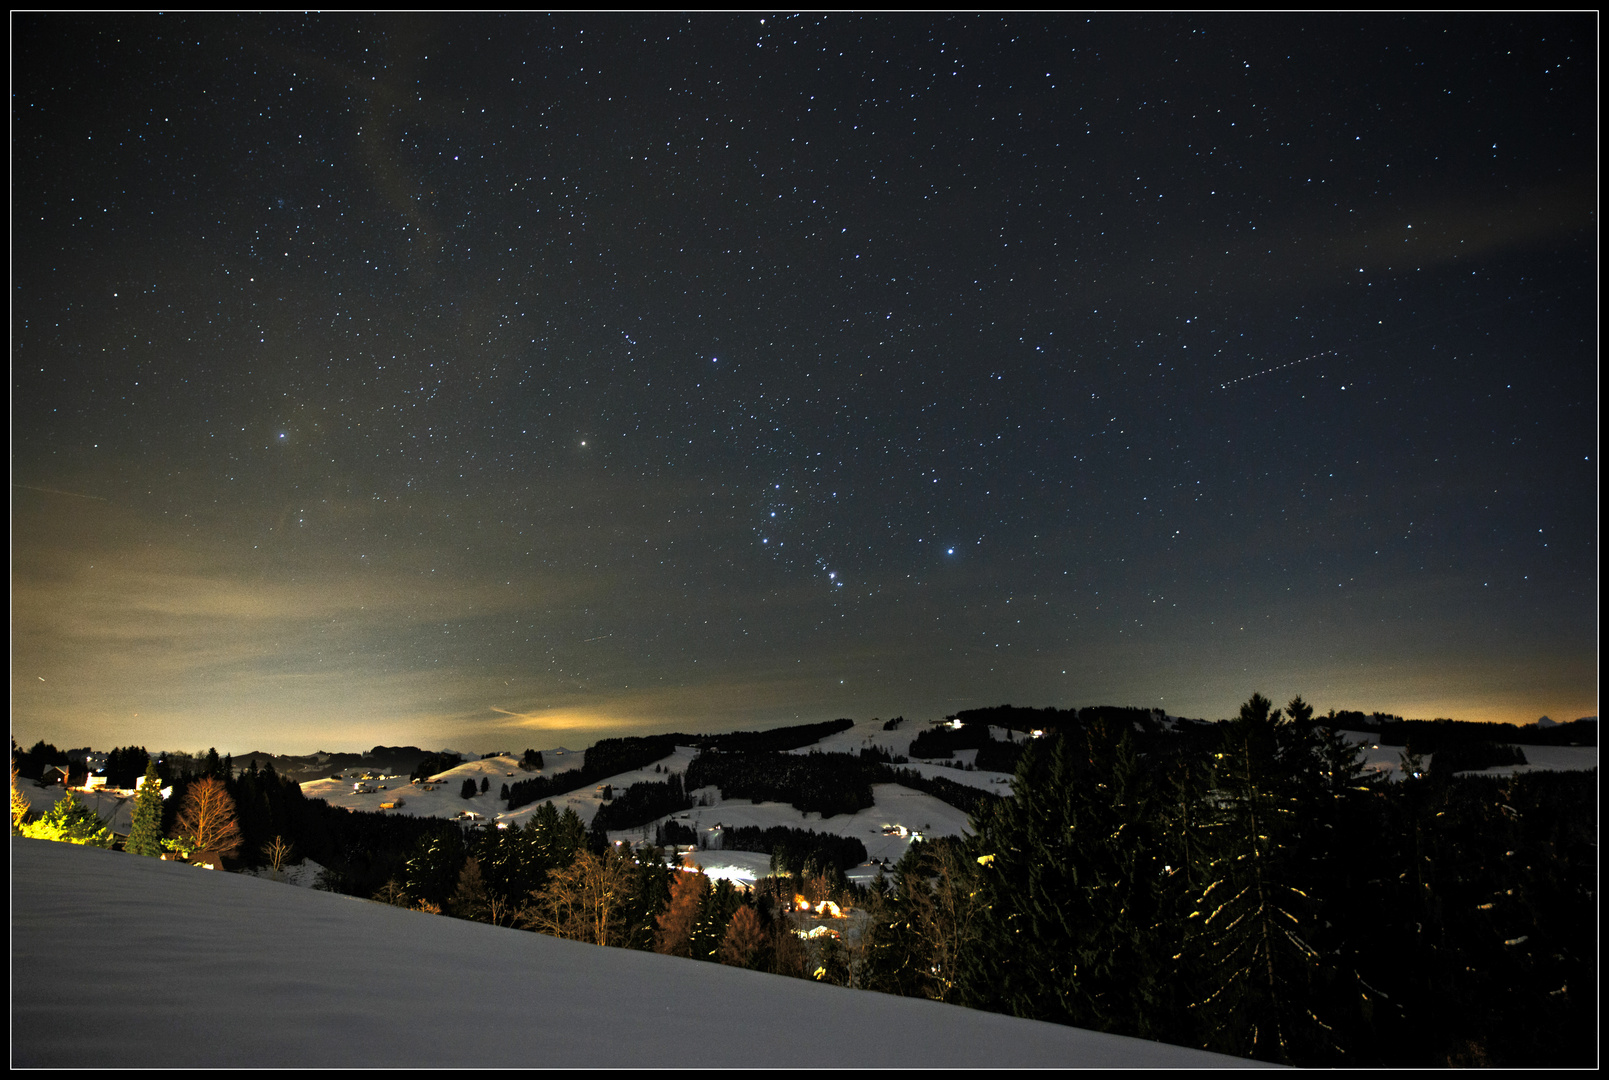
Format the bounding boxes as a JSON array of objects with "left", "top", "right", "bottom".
[{"left": 12, "top": 838, "right": 1256, "bottom": 1068}]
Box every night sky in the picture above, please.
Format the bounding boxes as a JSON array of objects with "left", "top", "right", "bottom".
[{"left": 13, "top": 15, "right": 1597, "bottom": 755}]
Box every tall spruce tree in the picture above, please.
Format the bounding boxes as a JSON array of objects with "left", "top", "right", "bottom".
[
  {"left": 404, "top": 826, "right": 468, "bottom": 908},
  {"left": 1185, "top": 694, "right": 1341, "bottom": 1065},
  {"left": 965, "top": 719, "right": 1174, "bottom": 1039},
  {"left": 619, "top": 847, "right": 673, "bottom": 951},
  {"left": 856, "top": 869, "right": 927, "bottom": 996},
  {"left": 689, "top": 878, "right": 745, "bottom": 962},
  {"left": 872, "top": 837, "right": 983, "bottom": 1004},
  {"left": 127, "top": 761, "right": 166, "bottom": 857}
]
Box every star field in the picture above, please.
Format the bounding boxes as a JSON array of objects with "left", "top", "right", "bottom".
[{"left": 12, "top": 14, "right": 1596, "bottom": 753}]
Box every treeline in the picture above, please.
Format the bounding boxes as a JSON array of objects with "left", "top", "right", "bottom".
[
  {"left": 410, "top": 752, "right": 463, "bottom": 781},
  {"left": 691, "top": 718, "right": 855, "bottom": 754},
  {"left": 589, "top": 774, "right": 691, "bottom": 835},
  {"left": 1429, "top": 742, "right": 1529, "bottom": 776},
  {"left": 373, "top": 800, "right": 593, "bottom": 918},
  {"left": 13, "top": 740, "right": 91, "bottom": 784},
  {"left": 1382, "top": 717, "right": 1598, "bottom": 749},
  {"left": 344, "top": 694, "right": 1594, "bottom": 1065},
  {"left": 717, "top": 824, "right": 868, "bottom": 876},
  {"left": 684, "top": 749, "right": 883, "bottom": 817},
  {"left": 907, "top": 725, "right": 1024, "bottom": 773},
  {"left": 949, "top": 703, "right": 1163, "bottom": 736},
  {"left": 855, "top": 696, "right": 1596, "bottom": 1067},
  {"left": 505, "top": 735, "right": 680, "bottom": 811},
  {"left": 908, "top": 722, "right": 996, "bottom": 758},
  {"left": 908, "top": 707, "right": 1167, "bottom": 771},
  {"left": 507, "top": 719, "right": 862, "bottom": 813},
  {"left": 886, "top": 768, "right": 1001, "bottom": 819}
]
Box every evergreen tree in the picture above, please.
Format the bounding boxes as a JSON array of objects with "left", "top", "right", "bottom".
[
  {"left": 447, "top": 855, "right": 495, "bottom": 923},
  {"left": 461, "top": 778, "right": 478, "bottom": 799},
  {"left": 854, "top": 873, "right": 927, "bottom": 997},
  {"left": 20, "top": 789, "right": 115, "bottom": 847},
  {"left": 404, "top": 826, "right": 468, "bottom": 908},
  {"left": 812, "top": 931, "right": 851, "bottom": 986},
  {"left": 127, "top": 761, "right": 166, "bottom": 857},
  {"left": 480, "top": 775, "right": 490, "bottom": 794},
  {"left": 104, "top": 746, "right": 150, "bottom": 789},
  {"left": 11, "top": 758, "right": 33, "bottom": 833},
  {"left": 1186, "top": 694, "right": 1340, "bottom": 1064},
  {"left": 689, "top": 878, "right": 745, "bottom": 962},
  {"left": 966, "top": 720, "right": 1174, "bottom": 1037},
  {"left": 856, "top": 838, "right": 984, "bottom": 1003},
  {"left": 618, "top": 846, "right": 673, "bottom": 951}
]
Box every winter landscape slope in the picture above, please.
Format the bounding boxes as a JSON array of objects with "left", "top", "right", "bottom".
[
  {"left": 294, "top": 728, "right": 1006, "bottom": 885},
  {"left": 11, "top": 837, "right": 1255, "bottom": 1068}
]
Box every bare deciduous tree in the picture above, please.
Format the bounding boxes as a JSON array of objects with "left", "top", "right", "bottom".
[
  {"left": 517, "top": 846, "right": 635, "bottom": 946},
  {"left": 262, "top": 834, "right": 294, "bottom": 874},
  {"left": 173, "top": 777, "right": 242, "bottom": 858}
]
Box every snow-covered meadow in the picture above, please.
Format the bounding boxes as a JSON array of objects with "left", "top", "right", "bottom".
[
  {"left": 295, "top": 731, "right": 999, "bottom": 887},
  {"left": 1337, "top": 730, "right": 1598, "bottom": 779}
]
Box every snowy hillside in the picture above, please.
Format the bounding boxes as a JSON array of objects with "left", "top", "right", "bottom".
[
  {"left": 12, "top": 838, "right": 1254, "bottom": 1068},
  {"left": 1336, "top": 731, "right": 1599, "bottom": 779},
  {"left": 666, "top": 783, "right": 973, "bottom": 888},
  {"left": 296, "top": 737, "right": 991, "bottom": 885},
  {"left": 23, "top": 725, "right": 1592, "bottom": 896}
]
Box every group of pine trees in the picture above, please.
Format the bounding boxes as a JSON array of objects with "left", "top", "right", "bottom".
[
  {"left": 855, "top": 695, "right": 1595, "bottom": 1066},
  {"left": 682, "top": 748, "right": 885, "bottom": 817},
  {"left": 365, "top": 796, "right": 851, "bottom": 983}
]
